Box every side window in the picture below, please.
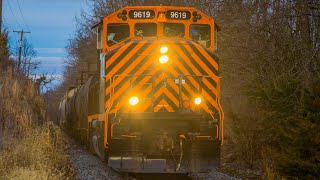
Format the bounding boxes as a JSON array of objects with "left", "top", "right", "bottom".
[
  {"left": 164, "top": 23, "right": 185, "bottom": 38},
  {"left": 97, "top": 26, "right": 102, "bottom": 49},
  {"left": 100, "top": 53, "right": 105, "bottom": 78},
  {"left": 190, "top": 24, "right": 211, "bottom": 48},
  {"left": 134, "top": 23, "right": 157, "bottom": 37},
  {"left": 107, "top": 23, "right": 130, "bottom": 46}
]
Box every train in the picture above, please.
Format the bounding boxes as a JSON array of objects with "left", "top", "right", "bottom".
[{"left": 59, "top": 5, "right": 224, "bottom": 174}]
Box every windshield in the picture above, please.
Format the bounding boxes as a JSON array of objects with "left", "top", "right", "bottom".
[
  {"left": 107, "top": 23, "right": 130, "bottom": 46},
  {"left": 164, "top": 23, "right": 185, "bottom": 38},
  {"left": 190, "top": 24, "right": 211, "bottom": 48},
  {"left": 134, "top": 23, "right": 157, "bottom": 37}
]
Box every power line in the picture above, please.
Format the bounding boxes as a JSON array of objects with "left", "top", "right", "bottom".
[
  {"left": 16, "top": 0, "right": 30, "bottom": 31},
  {"left": 2, "top": 17, "right": 12, "bottom": 30},
  {"left": 14, "top": 0, "right": 37, "bottom": 47},
  {"left": 5, "top": 0, "right": 36, "bottom": 53},
  {"left": 1, "top": 17, "right": 19, "bottom": 56},
  {"left": 5, "top": 0, "right": 23, "bottom": 29}
]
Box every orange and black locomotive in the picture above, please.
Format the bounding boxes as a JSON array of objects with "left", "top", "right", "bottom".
[{"left": 59, "top": 6, "right": 224, "bottom": 174}]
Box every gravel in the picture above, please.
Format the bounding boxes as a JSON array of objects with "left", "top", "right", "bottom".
[
  {"left": 64, "top": 137, "right": 123, "bottom": 180},
  {"left": 189, "top": 172, "right": 240, "bottom": 180}
]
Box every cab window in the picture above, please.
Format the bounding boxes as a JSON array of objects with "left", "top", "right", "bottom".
[
  {"left": 190, "top": 24, "right": 211, "bottom": 48},
  {"left": 134, "top": 23, "right": 157, "bottom": 37},
  {"left": 107, "top": 23, "right": 129, "bottom": 46},
  {"left": 164, "top": 23, "right": 185, "bottom": 38}
]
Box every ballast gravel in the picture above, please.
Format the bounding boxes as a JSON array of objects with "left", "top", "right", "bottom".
[
  {"left": 65, "top": 138, "right": 123, "bottom": 180},
  {"left": 188, "top": 172, "right": 240, "bottom": 180}
]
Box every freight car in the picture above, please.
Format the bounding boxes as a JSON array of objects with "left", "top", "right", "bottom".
[{"left": 59, "top": 5, "right": 224, "bottom": 174}]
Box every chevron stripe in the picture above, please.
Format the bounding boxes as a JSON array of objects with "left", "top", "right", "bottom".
[
  {"left": 110, "top": 67, "right": 157, "bottom": 107},
  {"left": 105, "top": 41, "right": 157, "bottom": 107},
  {"left": 168, "top": 52, "right": 201, "bottom": 92},
  {"left": 177, "top": 41, "right": 218, "bottom": 78},
  {"left": 170, "top": 42, "right": 219, "bottom": 108},
  {"left": 107, "top": 42, "right": 146, "bottom": 78},
  {"left": 172, "top": 42, "right": 206, "bottom": 75},
  {"left": 161, "top": 64, "right": 213, "bottom": 112},
  {"left": 166, "top": 66, "right": 189, "bottom": 101},
  {"left": 188, "top": 41, "right": 218, "bottom": 74},
  {"left": 154, "top": 99, "right": 175, "bottom": 112},
  {"left": 104, "top": 39, "right": 220, "bottom": 115},
  {"left": 171, "top": 42, "right": 218, "bottom": 97},
  {"left": 154, "top": 87, "right": 179, "bottom": 108},
  {"left": 105, "top": 41, "right": 135, "bottom": 72},
  {"left": 146, "top": 72, "right": 180, "bottom": 111},
  {"left": 111, "top": 41, "right": 155, "bottom": 86}
]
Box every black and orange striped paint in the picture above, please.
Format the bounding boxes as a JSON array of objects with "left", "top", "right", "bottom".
[{"left": 104, "top": 40, "right": 220, "bottom": 116}]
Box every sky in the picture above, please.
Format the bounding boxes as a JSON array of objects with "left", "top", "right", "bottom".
[{"left": 2, "top": 0, "right": 89, "bottom": 88}]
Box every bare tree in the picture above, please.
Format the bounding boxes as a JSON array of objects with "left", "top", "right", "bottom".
[
  {"left": 13, "top": 38, "right": 38, "bottom": 76},
  {"left": 21, "top": 38, "right": 38, "bottom": 77}
]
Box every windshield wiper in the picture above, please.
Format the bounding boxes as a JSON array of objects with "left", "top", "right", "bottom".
[{"left": 135, "top": 29, "right": 144, "bottom": 38}]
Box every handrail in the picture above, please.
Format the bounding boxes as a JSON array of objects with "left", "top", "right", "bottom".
[
  {"left": 104, "top": 76, "right": 114, "bottom": 147},
  {"left": 111, "top": 74, "right": 154, "bottom": 111},
  {"left": 108, "top": 74, "right": 218, "bottom": 111},
  {"left": 217, "top": 77, "right": 224, "bottom": 144}
]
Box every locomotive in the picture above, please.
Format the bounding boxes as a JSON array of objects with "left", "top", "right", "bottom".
[{"left": 59, "top": 6, "right": 224, "bottom": 174}]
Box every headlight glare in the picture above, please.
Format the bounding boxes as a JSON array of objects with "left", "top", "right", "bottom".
[
  {"left": 129, "top": 96, "right": 139, "bottom": 106},
  {"left": 159, "top": 55, "right": 169, "bottom": 64},
  {"left": 160, "top": 46, "right": 168, "bottom": 54},
  {"left": 194, "top": 97, "right": 202, "bottom": 105}
]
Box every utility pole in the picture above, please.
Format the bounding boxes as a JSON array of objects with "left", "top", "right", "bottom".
[
  {"left": 25, "top": 61, "right": 31, "bottom": 77},
  {"left": 13, "top": 30, "right": 30, "bottom": 73},
  {"left": 0, "top": 0, "right": 2, "bottom": 34}
]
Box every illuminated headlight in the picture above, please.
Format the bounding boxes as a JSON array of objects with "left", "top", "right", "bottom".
[
  {"left": 194, "top": 97, "right": 202, "bottom": 105},
  {"left": 129, "top": 96, "right": 139, "bottom": 106},
  {"left": 159, "top": 55, "right": 169, "bottom": 64},
  {"left": 160, "top": 46, "right": 168, "bottom": 54}
]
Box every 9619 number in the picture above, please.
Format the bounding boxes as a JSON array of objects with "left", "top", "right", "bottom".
[
  {"left": 129, "top": 10, "right": 155, "bottom": 19},
  {"left": 166, "top": 10, "right": 191, "bottom": 20},
  {"left": 170, "top": 11, "right": 187, "bottom": 19}
]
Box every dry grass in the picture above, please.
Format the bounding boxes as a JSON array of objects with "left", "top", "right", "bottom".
[
  {"left": 0, "top": 70, "right": 74, "bottom": 180},
  {"left": 0, "top": 127, "right": 74, "bottom": 180},
  {"left": 0, "top": 69, "right": 35, "bottom": 137}
]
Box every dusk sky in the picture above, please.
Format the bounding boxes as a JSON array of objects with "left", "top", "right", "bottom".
[{"left": 2, "top": 0, "right": 89, "bottom": 85}]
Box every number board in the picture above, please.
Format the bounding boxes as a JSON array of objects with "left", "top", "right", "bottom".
[
  {"left": 129, "top": 10, "right": 155, "bottom": 19},
  {"left": 166, "top": 10, "right": 191, "bottom": 20}
]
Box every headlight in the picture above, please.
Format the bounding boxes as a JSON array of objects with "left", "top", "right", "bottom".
[
  {"left": 194, "top": 97, "right": 202, "bottom": 105},
  {"left": 129, "top": 96, "right": 139, "bottom": 106},
  {"left": 160, "top": 46, "right": 168, "bottom": 54},
  {"left": 159, "top": 55, "right": 169, "bottom": 64}
]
